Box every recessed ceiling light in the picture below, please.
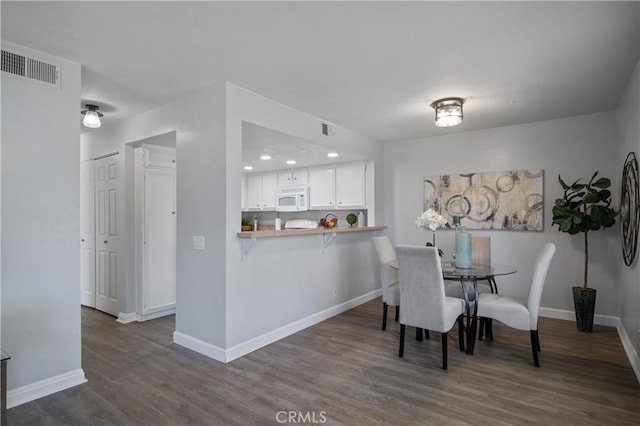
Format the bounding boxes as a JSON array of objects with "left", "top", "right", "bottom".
[
  {"left": 260, "top": 155, "right": 272, "bottom": 160},
  {"left": 286, "top": 160, "right": 296, "bottom": 165},
  {"left": 244, "top": 166, "right": 253, "bottom": 170},
  {"left": 327, "top": 152, "right": 339, "bottom": 158}
]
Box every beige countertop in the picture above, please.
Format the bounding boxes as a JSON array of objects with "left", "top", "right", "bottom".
[{"left": 237, "top": 225, "right": 386, "bottom": 239}]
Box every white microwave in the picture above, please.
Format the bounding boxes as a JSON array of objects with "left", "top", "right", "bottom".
[{"left": 276, "top": 186, "right": 310, "bottom": 212}]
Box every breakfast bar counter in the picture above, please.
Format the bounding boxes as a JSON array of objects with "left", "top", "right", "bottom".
[{"left": 237, "top": 225, "right": 386, "bottom": 239}]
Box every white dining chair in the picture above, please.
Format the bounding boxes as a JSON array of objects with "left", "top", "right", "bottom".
[
  {"left": 397, "top": 245, "right": 466, "bottom": 370},
  {"left": 372, "top": 237, "right": 400, "bottom": 330},
  {"left": 475, "top": 242, "right": 556, "bottom": 367}
]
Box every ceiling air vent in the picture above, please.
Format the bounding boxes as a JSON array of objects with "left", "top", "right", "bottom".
[{"left": 1, "top": 49, "right": 60, "bottom": 88}]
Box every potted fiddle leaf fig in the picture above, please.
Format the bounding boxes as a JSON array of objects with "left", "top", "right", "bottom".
[{"left": 551, "top": 172, "right": 617, "bottom": 332}]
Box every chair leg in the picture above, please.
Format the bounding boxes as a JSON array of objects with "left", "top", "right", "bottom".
[
  {"left": 395, "top": 306, "right": 399, "bottom": 322},
  {"left": 382, "top": 302, "right": 388, "bottom": 331},
  {"left": 535, "top": 330, "right": 541, "bottom": 352},
  {"left": 416, "top": 327, "right": 423, "bottom": 342},
  {"left": 425, "top": 329, "right": 430, "bottom": 339},
  {"left": 399, "top": 324, "right": 406, "bottom": 357},
  {"left": 530, "top": 330, "right": 540, "bottom": 367},
  {"left": 457, "top": 316, "right": 465, "bottom": 352},
  {"left": 488, "top": 319, "right": 494, "bottom": 341},
  {"left": 442, "top": 332, "right": 448, "bottom": 370},
  {"left": 478, "top": 318, "right": 485, "bottom": 341}
]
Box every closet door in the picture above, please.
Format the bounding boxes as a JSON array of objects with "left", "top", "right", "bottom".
[
  {"left": 94, "top": 154, "right": 120, "bottom": 316},
  {"left": 143, "top": 168, "right": 176, "bottom": 314}
]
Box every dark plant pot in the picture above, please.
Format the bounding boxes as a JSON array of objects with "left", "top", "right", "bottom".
[{"left": 573, "top": 287, "right": 596, "bottom": 333}]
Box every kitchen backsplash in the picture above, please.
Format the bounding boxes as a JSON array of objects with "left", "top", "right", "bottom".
[{"left": 242, "top": 210, "right": 367, "bottom": 228}]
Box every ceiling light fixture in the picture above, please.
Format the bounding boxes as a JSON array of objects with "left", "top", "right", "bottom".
[
  {"left": 286, "top": 160, "right": 296, "bottom": 165},
  {"left": 431, "top": 97, "right": 464, "bottom": 128},
  {"left": 244, "top": 166, "right": 253, "bottom": 170},
  {"left": 327, "top": 152, "right": 339, "bottom": 158},
  {"left": 81, "top": 104, "right": 103, "bottom": 129},
  {"left": 260, "top": 155, "right": 272, "bottom": 160}
]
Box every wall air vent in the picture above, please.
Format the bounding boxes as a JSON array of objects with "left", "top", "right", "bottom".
[{"left": 1, "top": 49, "right": 60, "bottom": 88}]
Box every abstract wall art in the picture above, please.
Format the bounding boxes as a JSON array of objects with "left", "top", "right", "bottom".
[
  {"left": 423, "top": 168, "right": 544, "bottom": 231},
  {"left": 620, "top": 152, "right": 639, "bottom": 266}
]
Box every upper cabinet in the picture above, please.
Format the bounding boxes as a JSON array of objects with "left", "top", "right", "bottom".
[
  {"left": 143, "top": 145, "right": 176, "bottom": 169},
  {"left": 246, "top": 172, "right": 277, "bottom": 211},
  {"left": 243, "top": 161, "right": 365, "bottom": 211},
  {"left": 308, "top": 166, "right": 336, "bottom": 210},
  {"left": 277, "top": 169, "right": 309, "bottom": 187},
  {"left": 336, "top": 161, "right": 366, "bottom": 209}
]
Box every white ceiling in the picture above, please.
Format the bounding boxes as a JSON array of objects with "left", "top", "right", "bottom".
[
  {"left": 242, "top": 122, "right": 365, "bottom": 173},
  {"left": 2, "top": 1, "right": 639, "bottom": 144}
]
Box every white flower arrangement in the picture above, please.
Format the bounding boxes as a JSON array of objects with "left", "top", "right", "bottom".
[{"left": 415, "top": 208, "right": 448, "bottom": 232}]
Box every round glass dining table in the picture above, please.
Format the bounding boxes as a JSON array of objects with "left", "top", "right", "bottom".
[{"left": 441, "top": 261, "right": 517, "bottom": 354}]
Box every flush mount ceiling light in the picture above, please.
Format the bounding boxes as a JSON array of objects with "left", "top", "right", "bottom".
[
  {"left": 244, "top": 166, "right": 253, "bottom": 170},
  {"left": 260, "top": 155, "right": 272, "bottom": 160},
  {"left": 431, "top": 97, "right": 464, "bottom": 128},
  {"left": 81, "top": 104, "right": 103, "bottom": 128}
]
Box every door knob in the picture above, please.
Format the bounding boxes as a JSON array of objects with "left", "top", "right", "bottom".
[
  {"left": 171, "top": 211, "right": 175, "bottom": 214},
  {"left": 104, "top": 241, "right": 108, "bottom": 244},
  {"left": 81, "top": 239, "right": 85, "bottom": 242}
]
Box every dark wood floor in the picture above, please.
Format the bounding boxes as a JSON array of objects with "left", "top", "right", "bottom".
[{"left": 7, "top": 299, "right": 640, "bottom": 425}]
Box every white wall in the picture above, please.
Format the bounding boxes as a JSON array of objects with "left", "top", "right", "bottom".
[
  {"left": 615, "top": 61, "right": 640, "bottom": 355},
  {"left": 1, "top": 42, "right": 85, "bottom": 396},
  {"left": 384, "top": 112, "right": 620, "bottom": 317},
  {"left": 82, "top": 83, "right": 227, "bottom": 348},
  {"left": 225, "top": 84, "right": 385, "bottom": 349}
]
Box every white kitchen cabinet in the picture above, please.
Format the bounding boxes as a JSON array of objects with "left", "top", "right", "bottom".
[
  {"left": 277, "top": 169, "right": 308, "bottom": 187},
  {"left": 246, "top": 172, "right": 277, "bottom": 210},
  {"left": 309, "top": 166, "right": 336, "bottom": 209},
  {"left": 336, "top": 161, "right": 366, "bottom": 208},
  {"left": 241, "top": 175, "right": 247, "bottom": 211},
  {"left": 261, "top": 172, "right": 277, "bottom": 209},
  {"left": 247, "top": 174, "right": 262, "bottom": 210}
]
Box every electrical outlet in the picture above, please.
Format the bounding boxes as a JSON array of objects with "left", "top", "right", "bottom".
[{"left": 333, "top": 288, "right": 338, "bottom": 297}]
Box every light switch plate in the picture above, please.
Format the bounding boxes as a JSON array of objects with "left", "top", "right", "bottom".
[{"left": 193, "top": 236, "right": 205, "bottom": 250}]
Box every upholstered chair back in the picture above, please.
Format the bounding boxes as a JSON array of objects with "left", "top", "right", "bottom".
[
  {"left": 372, "top": 237, "right": 400, "bottom": 304},
  {"left": 397, "top": 245, "right": 449, "bottom": 332},
  {"left": 472, "top": 236, "right": 491, "bottom": 266},
  {"left": 526, "top": 243, "right": 556, "bottom": 329}
]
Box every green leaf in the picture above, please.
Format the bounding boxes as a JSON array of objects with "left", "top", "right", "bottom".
[
  {"left": 598, "top": 189, "right": 611, "bottom": 201},
  {"left": 570, "top": 183, "right": 586, "bottom": 191},
  {"left": 558, "top": 175, "right": 569, "bottom": 190},
  {"left": 592, "top": 178, "right": 611, "bottom": 189},
  {"left": 584, "top": 191, "right": 599, "bottom": 203},
  {"left": 589, "top": 171, "right": 599, "bottom": 184}
]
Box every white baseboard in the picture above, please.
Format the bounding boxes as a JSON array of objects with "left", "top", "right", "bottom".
[
  {"left": 7, "top": 368, "right": 87, "bottom": 408},
  {"left": 539, "top": 307, "right": 619, "bottom": 327},
  {"left": 225, "top": 288, "right": 383, "bottom": 362},
  {"left": 616, "top": 320, "right": 640, "bottom": 383},
  {"left": 116, "top": 312, "right": 139, "bottom": 324},
  {"left": 173, "top": 288, "right": 382, "bottom": 364},
  {"left": 173, "top": 331, "right": 226, "bottom": 363},
  {"left": 539, "top": 307, "right": 639, "bottom": 384},
  {"left": 140, "top": 307, "right": 175, "bottom": 322}
]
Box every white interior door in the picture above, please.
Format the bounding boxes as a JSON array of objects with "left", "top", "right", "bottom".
[
  {"left": 94, "top": 154, "right": 120, "bottom": 316},
  {"left": 80, "top": 160, "right": 95, "bottom": 307},
  {"left": 143, "top": 168, "right": 176, "bottom": 313}
]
